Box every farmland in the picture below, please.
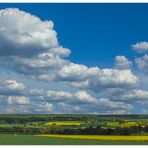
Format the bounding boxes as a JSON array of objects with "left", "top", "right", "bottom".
[
  {"left": 106, "top": 121, "right": 148, "bottom": 128},
  {"left": 0, "top": 114, "right": 147, "bottom": 144},
  {"left": 45, "top": 121, "right": 81, "bottom": 126},
  {"left": 36, "top": 134, "right": 148, "bottom": 141},
  {"left": 0, "top": 134, "right": 148, "bottom": 145}
]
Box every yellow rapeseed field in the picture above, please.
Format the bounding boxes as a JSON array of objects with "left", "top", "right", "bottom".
[
  {"left": 107, "top": 122, "right": 139, "bottom": 127},
  {"left": 36, "top": 134, "right": 148, "bottom": 141},
  {"left": 44, "top": 121, "right": 81, "bottom": 126}
]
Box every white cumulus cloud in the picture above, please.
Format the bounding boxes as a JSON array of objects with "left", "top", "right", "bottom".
[
  {"left": 132, "top": 41, "right": 148, "bottom": 52},
  {"left": 0, "top": 8, "right": 145, "bottom": 114},
  {"left": 135, "top": 54, "right": 148, "bottom": 74},
  {"left": 0, "top": 79, "right": 25, "bottom": 95},
  {"left": 115, "top": 56, "right": 132, "bottom": 70},
  {"left": 7, "top": 96, "right": 30, "bottom": 105}
]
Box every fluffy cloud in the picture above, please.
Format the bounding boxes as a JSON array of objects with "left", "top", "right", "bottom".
[
  {"left": 0, "top": 8, "right": 70, "bottom": 80},
  {"left": 0, "top": 79, "right": 134, "bottom": 113},
  {"left": 3, "top": 80, "right": 25, "bottom": 90},
  {"left": 7, "top": 96, "right": 30, "bottom": 105},
  {"left": 70, "top": 68, "right": 138, "bottom": 92},
  {"left": 57, "top": 63, "right": 99, "bottom": 81},
  {"left": 29, "top": 88, "right": 132, "bottom": 112},
  {"left": 108, "top": 88, "right": 148, "bottom": 105},
  {"left": 5, "top": 99, "right": 53, "bottom": 114},
  {"left": 29, "top": 88, "right": 72, "bottom": 102},
  {"left": 0, "top": 8, "right": 144, "bottom": 114},
  {"left": 96, "top": 98, "right": 132, "bottom": 110},
  {"left": 132, "top": 41, "right": 148, "bottom": 52},
  {"left": 73, "top": 91, "right": 97, "bottom": 104},
  {"left": 6, "top": 105, "right": 30, "bottom": 113},
  {"left": 57, "top": 63, "right": 138, "bottom": 90},
  {"left": 135, "top": 54, "right": 148, "bottom": 74},
  {"left": 122, "top": 89, "right": 148, "bottom": 101},
  {"left": 58, "top": 99, "right": 132, "bottom": 114},
  {"left": 34, "top": 102, "right": 54, "bottom": 112},
  {"left": 0, "top": 79, "right": 25, "bottom": 95},
  {"left": 115, "top": 56, "right": 132, "bottom": 70},
  {"left": 0, "top": 8, "right": 139, "bottom": 93},
  {"left": 29, "top": 88, "right": 96, "bottom": 104},
  {"left": 0, "top": 8, "right": 57, "bottom": 57}
]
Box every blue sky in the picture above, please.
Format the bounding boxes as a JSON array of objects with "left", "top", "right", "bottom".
[
  {"left": 0, "top": 3, "right": 148, "bottom": 114},
  {"left": 1, "top": 3, "right": 148, "bottom": 67}
]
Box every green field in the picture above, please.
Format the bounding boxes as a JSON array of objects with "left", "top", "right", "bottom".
[
  {"left": 0, "top": 114, "right": 147, "bottom": 145},
  {"left": 0, "top": 134, "right": 148, "bottom": 145},
  {"left": 0, "top": 123, "right": 42, "bottom": 128}
]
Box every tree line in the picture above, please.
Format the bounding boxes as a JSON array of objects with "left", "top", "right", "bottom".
[{"left": 0, "top": 125, "right": 147, "bottom": 135}]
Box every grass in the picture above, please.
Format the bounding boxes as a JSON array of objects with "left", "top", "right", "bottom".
[
  {"left": 44, "top": 121, "right": 81, "bottom": 126},
  {"left": 36, "top": 134, "right": 148, "bottom": 141},
  {"left": 0, "top": 134, "right": 148, "bottom": 145},
  {"left": 0, "top": 123, "right": 43, "bottom": 128},
  {"left": 0, "top": 123, "right": 23, "bottom": 127}
]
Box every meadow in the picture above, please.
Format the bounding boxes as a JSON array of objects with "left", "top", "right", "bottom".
[
  {"left": 0, "top": 134, "right": 148, "bottom": 145},
  {"left": 0, "top": 114, "right": 147, "bottom": 145}
]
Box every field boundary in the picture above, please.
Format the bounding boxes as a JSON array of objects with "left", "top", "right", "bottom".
[{"left": 35, "top": 134, "right": 148, "bottom": 141}]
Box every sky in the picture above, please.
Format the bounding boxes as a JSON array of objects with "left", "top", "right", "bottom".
[{"left": 0, "top": 3, "right": 148, "bottom": 114}]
